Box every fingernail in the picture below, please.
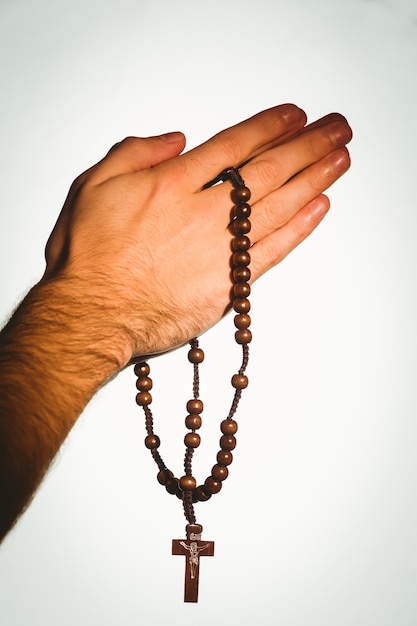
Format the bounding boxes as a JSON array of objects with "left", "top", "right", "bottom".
[
  {"left": 310, "top": 196, "right": 330, "bottom": 220},
  {"left": 329, "top": 148, "right": 351, "bottom": 174},
  {"left": 280, "top": 104, "right": 305, "bottom": 125},
  {"left": 329, "top": 122, "right": 352, "bottom": 146},
  {"left": 161, "top": 131, "right": 185, "bottom": 143}
]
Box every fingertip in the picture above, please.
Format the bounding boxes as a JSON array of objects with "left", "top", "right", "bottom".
[
  {"left": 308, "top": 194, "right": 331, "bottom": 223},
  {"left": 160, "top": 131, "right": 186, "bottom": 145},
  {"left": 278, "top": 103, "right": 307, "bottom": 126}
]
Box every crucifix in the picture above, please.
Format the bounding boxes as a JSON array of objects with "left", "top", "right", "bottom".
[{"left": 172, "top": 524, "right": 214, "bottom": 602}]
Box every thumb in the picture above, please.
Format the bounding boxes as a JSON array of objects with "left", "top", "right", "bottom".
[{"left": 90, "top": 132, "right": 186, "bottom": 183}]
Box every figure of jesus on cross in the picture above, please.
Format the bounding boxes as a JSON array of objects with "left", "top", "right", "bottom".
[{"left": 172, "top": 524, "right": 214, "bottom": 602}]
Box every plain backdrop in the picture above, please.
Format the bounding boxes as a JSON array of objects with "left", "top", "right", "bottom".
[{"left": 0, "top": 1, "right": 416, "bottom": 625}]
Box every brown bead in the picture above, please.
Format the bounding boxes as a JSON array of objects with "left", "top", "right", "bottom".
[
  {"left": 232, "top": 235, "right": 251, "bottom": 251},
  {"left": 232, "top": 251, "right": 251, "bottom": 267},
  {"left": 144, "top": 434, "right": 160, "bottom": 449},
  {"left": 221, "top": 419, "right": 238, "bottom": 435},
  {"left": 233, "top": 282, "right": 251, "bottom": 298},
  {"left": 134, "top": 362, "right": 150, "bottom": 377},
  {"left": 195, "top": 486, "right": 212, "bottom": 501},
  {"left": 188, "top": 347, "right": 204, "bottom": 363},
  {"left": 234, "top": 202, "right": 251, "bottom": 219},
  {"left": 217, "top": 450, "right": 233, "bottom": 466},
  {"left": 232, "top": 186, "right": 251, "bottom": 203},
  {"left": 136, "top": 391, "right": 152, "bottom": 406},
  {"left": 204, "top": 477, "right": 222, "bottom": 494},
  {"left": 231, "top": 373, "right": 249, "bottom": 389},
  {"left": 179, "top": 475, "right": 197, "bottom": 491},
  {"left": 136, "top": 376, "right": 153, "bottom": 391},
  {"left": 184, "top": 432, "right": 201, "bottom": 448},
  {"left": 186, "top": 399, "right": 204, "bottom": 414},
  {"left": 235, "top": 329, "right": 252, "bottom": 344},
  {"left": 185, "top": 414, "right": 202, "bottom": 430},
  {"left": 165, "top": 477, "right": 179, "bottom": 495},
  {"left": 187, "top": 524, "right": 203, "bottom": 537},
  {"left": 233, "top": 267, "right": 251, "bottom": 282},
  {"left": 211, "top": 464, "right": 229, "bottom": 481},
  {"left": 233, "top": 218, "right": 251, "bottom": 235},
  {"left": 220, "top": 434, "right": 237, "bottom": 451},
  {"left": 234, "top": 313, "right": 251, "bottom": 330},
  {"left": 157, "top": 468, "right": 173, "bottom": 485},
  {"left": 233, "top": 297, "right": 251, "bottom": 313}
]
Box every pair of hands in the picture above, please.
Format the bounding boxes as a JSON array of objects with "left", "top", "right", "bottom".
[{"left": 44, "top": 104, "right": 352, "bottom": 365}]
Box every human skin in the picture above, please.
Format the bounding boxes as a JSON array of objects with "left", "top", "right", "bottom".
[{"left": 0, "top": 104, "right": 352, "bottom": 541}]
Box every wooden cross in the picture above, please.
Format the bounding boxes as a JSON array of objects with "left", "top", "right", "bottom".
[{"left": 172, "top": 524, "right": 214, "bottom": 602}]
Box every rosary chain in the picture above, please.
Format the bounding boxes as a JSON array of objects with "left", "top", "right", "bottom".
[{"left": 135, "top": 167, "right": 252, "bottom": 525}]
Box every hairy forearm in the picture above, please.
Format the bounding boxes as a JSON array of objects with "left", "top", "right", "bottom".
[{"left": 0, "top": 277, "right": 129, "bottom": 540}]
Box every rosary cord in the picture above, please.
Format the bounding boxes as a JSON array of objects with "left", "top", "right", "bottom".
[
  {"left": 135, "top": 165, "right": 253, "bottom": 529},
  {"left": 183, "top": 337, "right": 201, "bottom": 524}
]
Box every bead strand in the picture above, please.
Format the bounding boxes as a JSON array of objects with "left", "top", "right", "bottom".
[
  {"left": 193, "top": 178, "right": 253, "bottom": 503},
  {"left": 135, "top": 167, "right": 253, "bottom": 523}
]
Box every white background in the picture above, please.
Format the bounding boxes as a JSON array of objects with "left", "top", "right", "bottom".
[{"left": 0, "top": 1, "right": 416, "bottom": 624}]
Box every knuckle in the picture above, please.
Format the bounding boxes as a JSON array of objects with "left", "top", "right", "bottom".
[
  {"left": 251, "top": 158, "right": 279, "bottom": 187},
  {"left": 220, "top": 133, "right": 242, "bottom": 164},
  {"left": 258, "top": 194, "right": 286, "bottom": 232},
  {"left": 119, "top": 135, "right": 139, "bottom": 147}
]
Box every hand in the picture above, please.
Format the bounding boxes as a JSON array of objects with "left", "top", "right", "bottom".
[
  {"left": 44, "top": 104, "right": 352, "bottom": 363},
  {"left": 0, "top": 104, "right": 352, "bottom": 540}
]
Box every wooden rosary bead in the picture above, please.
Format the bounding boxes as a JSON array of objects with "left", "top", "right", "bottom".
[
  {"left": 157, "top": 468, "right": 174, "bottom": 485},
  {"left": 195, "top": 486, "right": 212, "bottom": 501},
  {"left": 233, "top": 297, "right": 251, "bottom": 313},
  {"left": 232, "top": 235, "right": 251, "bottom": 251},
  {"left": 188, "top": 347, "right": 204, "bottom": 364},
  {"left": 186, "top": 399, "right": 204, "bottom": 414},
  {"left": 185, "top": 414, "right": 202, "bottom": 430},
  {"left": 211, "top": 464, "right": 229, "bottom": 481},
  {"left": 232, "top": 251, "right": 251, "bottom": 267},
  {"left": 145, "top": 434, "right": 160, "bottom": 449},
  {"left": 217, "top": 450, "right": 233, "bottom": 466},
  {"left": 187, "top": 523, "right": 203, "bottom": 536},
  {"left": 165, "top": 477, "right": 179, "bottom": 495},
  {"left": 232, "top": 186, "right": 251, "bottom": 203},
  {"left": 234, "top": 202, "right": 251, "bottom": 219},
  {"left": 233, "top": 282, "right": 251, "bottom": 298},
  {"left": 234, "top": 313, "right": 251, "bottom": 330},
  {"left": 221, "top": 419, "right": 238, "bottom": 435},
  {"left": 233, "top": 267, "right": 251, "bottom": 282},
  {"left": 134, "top": 362, "right": 150, "bottom": 377},
  {"left": 220, "top": 434, "right": 237, "bottom": 451},
  {"left": 204, "top": 477, "right": 222, "bottom": 494},
  {"left": 184, "top": 432, "right": 201, "bottom": 448},
  {"left": 136, "top": 391, "right": 152, "bottom": 406},
  {"left": 231, "top": 373, "right": 249, "bottom": 389},
  {"left": 179, "top": 475, "right": 197, "bottom": 491},
  {"left": 235, "top": 329, "right": 252, "bottom": 344},
  {"left": 233, "top": 218, "right": 251, "bottom": 235},
  {"left": 136, "top": 376, "right": 153, "bottom": 391}
]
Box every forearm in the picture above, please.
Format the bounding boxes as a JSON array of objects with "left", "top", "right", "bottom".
[{"left": 0, "top": 277, "right": 129, "bottom": 540}]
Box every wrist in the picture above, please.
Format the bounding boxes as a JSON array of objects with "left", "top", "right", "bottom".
[{"left": 1, "top": 275, "right": 132, "bottom": 395}]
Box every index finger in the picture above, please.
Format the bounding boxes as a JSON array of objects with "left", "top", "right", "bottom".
[{"left": 174, "top": 104, "right": 307, "bottom": 190}]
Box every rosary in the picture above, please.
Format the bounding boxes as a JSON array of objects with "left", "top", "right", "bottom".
[{"left": 134, "top": 167, "right": 252, "bottom": 602}]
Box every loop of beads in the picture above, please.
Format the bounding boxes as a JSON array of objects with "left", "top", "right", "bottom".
[{"left": 135, "top": 168, "right": 252, "bottom": 525}]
